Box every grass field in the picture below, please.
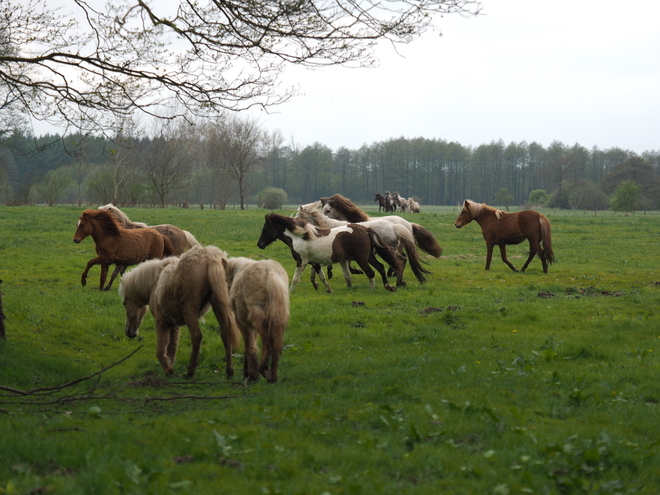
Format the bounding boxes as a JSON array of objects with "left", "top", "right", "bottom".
[{"left": 1, "top": 204, "right": 659, "bottom": 494}]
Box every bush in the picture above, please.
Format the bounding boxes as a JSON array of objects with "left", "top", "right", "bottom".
[{"left": 257, "top": 187, "right": 288, "bottom": 210}]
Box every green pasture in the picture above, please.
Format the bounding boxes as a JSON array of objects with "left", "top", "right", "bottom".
[{"left": 1, "top": 204, "right": 659, "bottom": 494}]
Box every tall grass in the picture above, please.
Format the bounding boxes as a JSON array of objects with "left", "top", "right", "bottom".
[{"left": 1, "top": 205, "right": 659, "bottom": 494}]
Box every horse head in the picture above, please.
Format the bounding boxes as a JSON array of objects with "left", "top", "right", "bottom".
[
  {"left": 72, "top": 210, "right": 96, "bottom": 243},
  {"left": 454, "top": 200, "right": 479, "bottom": 228},
  {"left": 258, "top": 213, "right": 283, "bottom": 249}
]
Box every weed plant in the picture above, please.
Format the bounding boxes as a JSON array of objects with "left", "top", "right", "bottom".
[{"left": 1, "top": 205, "right": 659, "bottom": 494}]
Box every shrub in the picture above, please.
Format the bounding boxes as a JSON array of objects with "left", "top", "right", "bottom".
[{"left": 257, "top": 187, "right": 288, "bottom": 210}]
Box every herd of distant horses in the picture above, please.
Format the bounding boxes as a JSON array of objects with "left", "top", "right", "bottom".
[
  {"left": 71, "top": 196, "right": 554, "bottom": 382},
  {"left": 374, "top": 191, "right": 420, "bottom": 213}
]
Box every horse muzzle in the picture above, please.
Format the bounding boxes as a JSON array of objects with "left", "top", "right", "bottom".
[
  {"left": 455, "top": 223, "right": 463, "bottom": 229},
  {"left": 73, "top": 238, "right": 81, "bottom": 243}
]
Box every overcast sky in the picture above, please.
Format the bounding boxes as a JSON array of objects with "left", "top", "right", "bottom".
[{"left": 248, "top": 0, "right": 660, "bottom": 154}]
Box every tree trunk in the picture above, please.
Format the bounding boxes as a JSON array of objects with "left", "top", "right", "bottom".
[{"left": 0, "top": 279, "right": 6, "bottom": 340}]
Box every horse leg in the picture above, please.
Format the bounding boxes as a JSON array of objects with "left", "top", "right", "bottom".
[
  {"left": 167, "top": 327, "right": 181, "bottom": 365},
  {"left": 98, "top": 264, "right": 110, "bottom": 291},
  {"left": 103, "top": 265, "right": 126, "bottom": 291},
  {"left": 339, "top": 261, "right": 352, "bottom": 287},
  {"left": 316, "top": 265, "right": 333, "bottom": 293},
  {"left": 156, "top": 324, "right": 176, "bottom": 376},
  {"left": 365, "top": 254, "right": 396, "bottom": 292},
  {"left": 242, "top": 323, "right": 260, "bottom": 383},
  {"left": 185, "top": 318, "right": 203, "bottom": 379},
  {"left": 80, "top": 257, "right": 102, "bottom": 287},
  {"left": 290, "top": 265, "right": 306, "bottom": 292},
  {"left": 522, "top": 239, "right": 546, "bottom": 273},
  {"left": 263, "top": 331, "right": 283, "bottom": 384},
  {"left": 484, "top": 244, "right": 495, "bottom": 270},
  {"left": 498, "top": 244, "right": 518, "bottom": 272}
]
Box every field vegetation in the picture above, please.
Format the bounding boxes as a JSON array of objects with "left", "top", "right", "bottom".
[{"left": 1, "top": 205, "right": 659, "bottom": 494}]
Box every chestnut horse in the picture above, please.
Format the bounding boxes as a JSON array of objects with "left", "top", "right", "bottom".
[
  {"left": 225, "top": 257, "right": 289, "bottom": 383},
  {"left": 320, "top": 194, "right": 442, "bottom": 258},
  {"left": 454, "top": 199, "right": 555, "bottom": 273},
  {"left": 257, "top": 212, "right": 404, "bottom": 293},
  {"left": 73, "top": 209, "right": 175, "bottom": 290},
  {"left": 97, "top": 204, "right": 201, "bottom": 290},
  {"left": 118, "top": 245, "right": 240, "bottom": 378},
  {"left": 374, "top": 193, "right": 387, "bottom": 212}
]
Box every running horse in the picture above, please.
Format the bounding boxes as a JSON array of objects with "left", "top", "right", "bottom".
[
  {"left": 257, "top": 212, "right": 404, "bottom": 293},
  {"left": 454, "top": 200, "right": 555, "bottom": 273},
  {"left": 73, "top": 209, "right": 175, "bottom": 290}
]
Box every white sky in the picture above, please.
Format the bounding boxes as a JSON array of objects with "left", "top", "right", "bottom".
[{"left": 248, "top": 0, "right": 660, "bottom": 154}]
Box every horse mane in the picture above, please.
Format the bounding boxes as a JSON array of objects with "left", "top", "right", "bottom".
[
  {"left": 465, "top": 200, "right": 504, "bottom": 220},
  {"left": 85, "top": 209, "right": 122, "bottom": 236},
  {"left": 98, "top": 204, "right": 148, "bottom": 229},
  {"left": 266, "top": 213, "right": 310, "bottom": 238},
  {"left": 118, "top": 258, "right": 170, "bottom": 302},
  {"left": 322, "top": 194, "right": 370, "bottom": 222}
]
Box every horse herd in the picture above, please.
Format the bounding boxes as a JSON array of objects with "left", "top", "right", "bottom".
[
  {"left": 71, "top": 196, "right": 555, "bottom": 382},
  {"left": 375, "top": 191, "right": 420, "bottom": 213}
]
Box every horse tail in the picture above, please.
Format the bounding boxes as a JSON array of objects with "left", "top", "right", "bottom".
[
  {"left": 411, "top": 223, "right": 443, "bottom": 258},
  {"left": 539, "top": 215, "right": 555, "bottom": 264},
  {"left": 368, "top": 229, "right": 405, "bottom": 275},
  {"left": 183, "top": 230, "right": 202, "bottom": 250},
  {"left": 162, "top": 236, "right": 177, "bottom": 257},
  {"left": 393, "top": 224, "right": 431, "bottom": 284},
  {"left": 264, "top": 265, "right": 290, "bottom": 354},
  {"left": 208, "top": 257, "right": 241, "bottom": 351}
]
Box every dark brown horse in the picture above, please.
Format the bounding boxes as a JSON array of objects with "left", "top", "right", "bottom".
[
  {"left": 374, "top": 193, "right": 387, "bottom": 212},
  {"left": 98, "top": 204, "right": 201, "bottom": 290},
  {"left": 454, "top": 200, "right": 555, "bottom": 273},
  {"left": 257, "top": 212, "right": 404, "bottom": 292},
  {"left": 73, "top": 209, "right": 175, "bottom": 290}
]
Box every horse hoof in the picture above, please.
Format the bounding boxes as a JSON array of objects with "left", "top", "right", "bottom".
[
  {"left": 396, "top": 281, "right": 407, "bottom": 288},
  {"left": 385, "top": 285, "right": 397, "bottom": 292}
]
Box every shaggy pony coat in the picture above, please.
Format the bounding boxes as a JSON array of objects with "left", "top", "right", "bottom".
[
  {"left": 225, "top": 257, "right": 290, "bottom": 383},
  {"left": 118, "top": 245, "right": 240, "bottom": 378}
]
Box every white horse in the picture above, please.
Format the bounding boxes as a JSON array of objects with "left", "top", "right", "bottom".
[
  {"left": 225, "top": 257, "right": 290, "bottom": 383},
  {"left": 118, "top": 245, "right": 240, "bottom": 379}
]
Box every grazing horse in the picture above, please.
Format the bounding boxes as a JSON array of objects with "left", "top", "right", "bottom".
[
  {"left": 225, "top": 257, "right": 289, "bottom": 383},
  {"left": 118, "top": 245, "right": 240, "bottom": 378},
  {"left": 295, "top": 203, "right": 430, "bottom": 286},
  {"left": 375, "top": 193, "right": 387, "bottom": 212},
  {"left": 257, "top": 212, "right": 404, "bottom": 293},
  {"left": 73, "top": 209, "right": 175, "bottom": 290},
  {"left": 320, "top": 194, "right": 443, "bottom": 259},
  {"left": 98, "top": 204, "right": 201, "bottom": 290},
  {"left": 454, "top": 199, "right": 555, "bottom": 273}
]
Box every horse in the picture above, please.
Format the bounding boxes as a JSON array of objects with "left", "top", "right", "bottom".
[
  {"left": 257, "top": 212, "right": 404, "bottom": 293},
  {"left": 454, "top": 199, "right": 555, "bottom": 273},
  {"left": 375, "top": 193, "right": 387, "bottom": 212},
  {"left": 295, "top": 203, "right": 430, "bottom": 286},
  {"left": 320, "top": 194, "right": 443, "bottom": 259},
  {"left": 384, "top": 191, "right": 394, "bottom": 213},
  {"left": 118, "top": 245, "right": 241, "bottom": 378},
  {"left": 97, "top": 204, "right": 201, "bottom": 290},
  {"left": 392, "top": 192, "right": 409, "bottom": 212},
  {"left": 408, "top": 198, "right": 420, "bottom": 213},
  {"left": 225, "top": 257, "right": 289, "bottom": 383},
  {"left": 73, "top": 209, "right": 175, "bottom": 291}
]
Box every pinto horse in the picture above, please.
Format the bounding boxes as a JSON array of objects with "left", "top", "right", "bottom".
[
  {"left": 320, "top": 194, "right": 443, "bottom": 259},
  {"left": 118, "top": 245, "right": 240, "bottom": 378},
  {"left": 97, "top": 204, "right": 201, "bottom": 290},
  {"left": 225, "top": 257, "right": 289, "bottom": 383},
  {"left": 73, "top": 209, "right": 175, "bottom": 290},
  {"left": 295, "top": 203, "right": 430, "bottom": 286},
  {"left": 257, "top": 212, "right": 404, "bottom": 293},
  {"left": 454, "top": 200, "right": 555, "bottom": 273}
]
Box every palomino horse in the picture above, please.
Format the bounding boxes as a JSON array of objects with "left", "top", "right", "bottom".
[
  {"left": 454, "top": 199, "right": 555, "bottom": 273},
  {"left": 320, "top": 194, "right": 442, "bottom": 259},
  {"left": 225, "top": 257, "right": 289, "bottom": 383},
  {"left": 73, "top": 209, "right": 175, "bottom": 290},
  {"left": 391, "top": 192, "right": 409, "bottom": 212},
  {"left": 257, "top": 212, "right": 404, "bottom": 293},
  {"left": 295, "top": 203, "right": 430, "bottom": 286},
  {"left": 408, "top": 197, "right": 420, "bottom": 213},
  {"left": 98, "top": 204, "right": 201, "bottom": 290},
  {"left": 118, "top": 245, "right": 240, "bottom": 378}
]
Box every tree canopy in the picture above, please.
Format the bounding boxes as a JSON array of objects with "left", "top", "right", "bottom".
[{"left": 0, "top": 0, "right": 480, "bottom": 135}]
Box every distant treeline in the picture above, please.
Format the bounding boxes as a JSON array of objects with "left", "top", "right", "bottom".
[{"left": 1, "top": 130, "right": 659, "bottom": 209}]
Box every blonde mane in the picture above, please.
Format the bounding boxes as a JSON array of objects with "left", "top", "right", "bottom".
[
  {"left": 465, "top": 200, "right": 504, "bottom": 219},
  {"left": 98, "top": 204, "right": 148, "bottom": 228},
  {"left": 118, "top": 257, "right": 172, "bottom": 303}
]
